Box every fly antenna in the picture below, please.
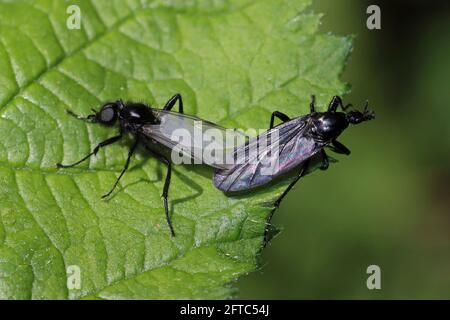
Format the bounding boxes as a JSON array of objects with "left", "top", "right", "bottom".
[
  {"left": 66, "top": 109, "right": 96, "bottom": 122},
  {"left": 362, "top": 100, "right": 375, "bottom": 120},
  {"left": 363, "top": 100, "right": 369, "bottom": 112}
]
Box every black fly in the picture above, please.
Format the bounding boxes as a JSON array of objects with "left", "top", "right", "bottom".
[
  {"left": 213, "top": 95, "right": 375, "bottom": 242},
  {"left": 56, "top": 94, "right": 242, "bottom": 237}
]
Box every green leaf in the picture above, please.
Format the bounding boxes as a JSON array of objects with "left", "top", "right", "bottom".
[{"left": 0, "top": 0, "right": 350, "bottom": 299}]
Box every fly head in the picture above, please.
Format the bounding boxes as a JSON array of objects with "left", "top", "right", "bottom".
[
  {"left": 88, "top": 100, "right": 122, "bottom": 126},
  {"left": 345, "top": 101, "right": 375, "bottom": 124}
]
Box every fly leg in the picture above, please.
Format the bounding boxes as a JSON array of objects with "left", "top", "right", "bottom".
[
  {"left": 320, "top": 149, "right": 329, "bottom": 170},
  {"left": 273, "top": 159, "right": 310, "bottom": 208},
  {"left": 329, "top": 140, "right": 351, "bottom": 155},
  {"left": 264, "top": 159, "right": 310, "bottom": 246},
  {"left": 310, "top": 95, "right": 316, "bottom": 113},
  {"left": 56, "top": 133, "right": 122, "bottom": 168},
  {"left": 163, "top": 93, "right": 184, "bottom": 114},
  {"left": 101, "top": 139, "right": 139, "bottom": 199},
  {"left": 143, "top": 145, "right": 175, "bottom": 237},
  {"left": 269, "top": 111, "right": 290, "bottom": 129},
  {"left": 327, "top": 95, "right": 353, "bottom": 112}
]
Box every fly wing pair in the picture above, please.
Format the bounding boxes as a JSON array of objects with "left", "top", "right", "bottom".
[
  {"left": 139, "top": 110, "right": 247, "bottom": 170},
  {"left": 141, "top": 111, "right": 324, "bottom": 192},
  {"left": 214, "top": 115, "right": 325, "bottom": 192}
]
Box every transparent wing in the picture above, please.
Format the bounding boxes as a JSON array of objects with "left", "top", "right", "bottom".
[
  {"left": 140, "top": 109, "right": 248, "bottom": 169},
  {"left": 214, "top": 115, "right": 324, "bottom": 192},
  {"left": 230, "top": 115, "right": 310, "bottom": 165}
]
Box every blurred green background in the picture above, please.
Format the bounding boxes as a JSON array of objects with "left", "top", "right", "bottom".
[{"left": 239, "top": 0, "right": 450, "bottom": 299}]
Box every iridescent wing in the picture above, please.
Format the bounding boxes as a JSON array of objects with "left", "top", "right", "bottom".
[{"left": 214, "top": 115, "right": 325, "bottom": 192}]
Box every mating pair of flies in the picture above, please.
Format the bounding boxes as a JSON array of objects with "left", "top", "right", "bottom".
[{"left": 57, "top": 94, "right": 374, "bottom": 237}]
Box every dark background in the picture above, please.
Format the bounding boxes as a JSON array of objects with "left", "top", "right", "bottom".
[{"left": 239, "top": 0, "right": 450, "bottom": 299}]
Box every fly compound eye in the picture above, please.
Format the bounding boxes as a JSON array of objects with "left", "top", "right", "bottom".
[{"left": 98, "top": 103, "right": 117, "bottom": 125}]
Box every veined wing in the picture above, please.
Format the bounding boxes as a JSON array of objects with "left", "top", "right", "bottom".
[
  {"left": 140, "top": 109, "right": 248, "bottom": 169},
  {"left": 229, "top": 115, "right": 310, "bottom": 166},
  {"left": 214, "top": 115, "right": 324, "bottom": 192}
]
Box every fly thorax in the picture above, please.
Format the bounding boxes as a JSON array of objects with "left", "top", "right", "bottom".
[{"left": 311, "top": 112, "right": 348, "bottom": 141}]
